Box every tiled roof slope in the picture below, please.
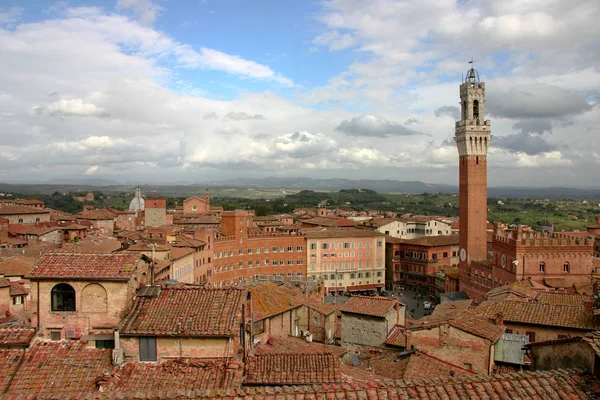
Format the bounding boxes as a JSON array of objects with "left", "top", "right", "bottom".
[
  {"left": 0, "top": 328, "right": 36, "bottom": 347},
  {"left": 8, "top": 281, "right": 28, "bottom": 296},
  {"left": 475, "top": 300, "right": 600, "bottom": 330},
  {"left": 76, "top": 209, "right": 116, "bottom": 220},
  {"left": 400, "top": 235, "right": 459, "bottom": 247},
  {"left": 537, "top": 292, "right": 593, "bottom": 306},
  {"left": 403, "top": 351, "right": 475, "bottom": 380},
  {"left": 305, "top": 228, "right": 384, "bottom": 238},
  {"left": 339, "top": 296, "right": 399, "bottom": 318},
  {"left": 254, "top": 335, "right": 347, "bottom": 357},
  {"left": 385, "top": 325, "right": 408, "bottom": 347},
  {"left": 3, "top": 369, "right": 599, "bottom": 399},
  {"left": 6, "top": 341, "right": 112, "bottom": 394},
  {"left": 118, "top": 287, "right": 245, "bottom": 337},
  {"left": 0, "top": 205, "right": 50, "bottom": 215},
  {"left": 245, "top": 354, "right": 341, "bottom": 385},
  {"left": 250, "top": 282, "right": 305, "bottom": 320},
  {"left": 0, "top": 256, "right": 37, "bottom": 277},
  {"left": 28, "top": 253, "right": 143, "bottom": 280},
  {"left": 97, "top": 359, "right": 244, "bottom": 392},
  {"left": 0, "top": 350, "right": 23, "bottom": 392}
]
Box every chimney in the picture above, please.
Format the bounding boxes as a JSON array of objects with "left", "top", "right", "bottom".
[{"left": 494, "top": 312, "right": 504, "bottom": 326}]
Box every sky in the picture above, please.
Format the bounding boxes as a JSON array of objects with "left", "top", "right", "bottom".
[{"left": 0, "top": 0, "right": 598, "bottom": 187}]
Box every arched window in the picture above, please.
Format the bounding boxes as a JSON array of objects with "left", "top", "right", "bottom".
[
  {"left": 473, "top": 100, "right": 479, "bottom": 120},
  {"left": 81, "top": 283, "right": 107, "bottom": 312},
  {"left": 563, "top": 262, "right": 570, "bottom": 273},
  {"left": 539, "top": 262, "right": 546, "bottom": 273},
  {"left": 51, "top": 283, "right": 76, "bottom": 312}
]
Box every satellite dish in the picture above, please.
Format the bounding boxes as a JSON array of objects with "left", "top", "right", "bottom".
[{"left": 352, "top": 355, "right": 360, "bottom": 366}]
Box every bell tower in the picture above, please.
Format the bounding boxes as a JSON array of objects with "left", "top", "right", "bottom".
[{"left": 455, "top": 64, "right": 491, "bottom": 300}]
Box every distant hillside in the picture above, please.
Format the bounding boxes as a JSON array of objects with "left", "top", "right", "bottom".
[{"left": 0, "top": 177, "right": 599, "bottom": 199}]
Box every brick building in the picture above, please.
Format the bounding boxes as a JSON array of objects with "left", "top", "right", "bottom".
[
  {"left": 28, "top": 252, "right": 149, "bottom": 341},
  {"left": 212, "top": 211, "right": 306, "bottom": 287},
  {"left": 455, "top": 66, "right": 491, "bottom": 303},
  {"left": 76, "top": 208, "right": 116, "bottom": 236},
  {"left": 183, "top": 189, "right": 211, "bottom": 215},
  {"left": 116, "top": 286, "right": 248, "bottom": 362},
  {"left": 306, "top": 229, "right": 386, "bottom": 294},
  {"left": 0, "top": 205, "right": 51, "bottom": 224},
  {"left": 491, "top": 224, "right": 596, "bottom": 290}
]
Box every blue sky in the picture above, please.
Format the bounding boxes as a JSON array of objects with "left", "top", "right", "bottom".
[{"left": 0, "top": 0, "right": 598, "bottom": 186}]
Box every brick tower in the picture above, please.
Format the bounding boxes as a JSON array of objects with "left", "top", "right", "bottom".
[{"left": 455, "top": 65, "right": 491, "bottom": 301}]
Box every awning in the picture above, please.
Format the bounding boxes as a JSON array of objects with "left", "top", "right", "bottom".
[{"left": 347, "top": 283, "right": 384, "bottom": 292}]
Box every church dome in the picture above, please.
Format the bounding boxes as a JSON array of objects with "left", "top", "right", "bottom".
[{"left": 129, "top": 188, "right": 145, "bottom": 211}]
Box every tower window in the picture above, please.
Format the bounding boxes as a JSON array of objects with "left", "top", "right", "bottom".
[
  {"left": 539, "top": 262, "right": 546, "bottom": 273},
  {"left": 563, "top": 262, "right": 570, "bottom": 273},
  {"left": 473, "top": 100, "right": 479, "bottom": 119},
  {"left": 462, "top": 101, "right": 466, "bottom": 120},
  {"left": 476, "top": 156, "right": 479, "bottom": 165}
]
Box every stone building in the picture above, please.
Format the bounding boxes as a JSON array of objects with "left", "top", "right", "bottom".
[
  {"left": 339, "top": 296, "right": 405, "bottom": 352},
  {"left": 407, "top": 300, "right": 505, "bottom": 374},
  {"left": 306, "top": 229, "right": 386, "bottom": 294},
  {"left": 0, "top": 205, "right": 51, "bottom": 224},
  {"left": 525, "top": 332, "right": 600, "bottom": 376},
  {"left": 144, "top": 198, "right": 167, "bottom": 228},
  {"left": 116, "top": 286, "right": 248, "bottom": 362},
  {"left": 28, "top": 252, "right": 149, "bottom": 342},
  {"left": 76, "top": 208, "right": 116, "bottom": 236}
]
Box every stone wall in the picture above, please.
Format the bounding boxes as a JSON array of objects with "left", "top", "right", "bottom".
[
  {"left": 530, "top": 341, "right": 594, "bottom": 373},
  {"left": 120, "top": 336, "right": 233, "bottom": 362}
]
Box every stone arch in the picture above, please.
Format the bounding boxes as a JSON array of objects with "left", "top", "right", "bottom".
[{"left": 81, "top": 283, "right": 108, "bottom": 312}]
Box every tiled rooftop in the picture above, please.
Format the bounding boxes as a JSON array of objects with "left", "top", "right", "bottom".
[
  {"left": 97, "top": 359, "right": 244, "bottom": 392},
  {"left": 245, "top": 354, "right": 341, "bottom": 385},
  {"left": 0, "top": 205, "right": 50, "bottom": 215},
  {"left": 170, "top": 246, "right": 195, "bottom": 260},
  {"left": 118, "top": 287, "right": 245, "bottom": 337},
  {"left": 339, "top": 296, "right": 399, "bottom": 318},
  {"left": 305, "top": 228, "right": 385, "bottom": 238},
  {"left": 476, "top": 300, "right": 600, "bottom": 330},
  {"left": 0, "top": 350, "right": 23, "bottom": 392},
  {"left": 4, "top": 369, "right": 599, "bottom": 399},
  {"left": 8, "top": 281, "right": 28, "bottom": 296},
  {"left": 403, "top": 351, "right": 475, "bottom": 380},
  {"left": 8, "top": 224, "right": 58, "bottom": 236},
  {"left": 28, "top": 253, "right": 144, "bottom": 280},
  {"left": 399, "top": 235, "right": 460, "bottom": 247},
  {"left": 250, "top": 282, "right": 305, "bottom": 321},
  {"left": 76, "top": 208, "right": 116, "bottom": 220},
  {"left": 0, "top": 328, "right": 36, "bottom": 347},
  {"left": 6, "top": 341, "right": 112, "bottom": 394},
  {"left": 385, "top": 325, "right": 408, "bottom": 347},
  {"left": 254, "top": 335, "right": 347, "bottom": 358}
]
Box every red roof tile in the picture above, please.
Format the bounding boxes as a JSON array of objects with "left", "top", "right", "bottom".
[
  {"left": 245, "top": 353, "right": 341, "bottom": 385},
  {"left": 0, "top": 328, "right": 36, "bottom": 347},
  {"left": 8, "top": 224, "right": 58, "bottom": 236},
  {"left": 0, "top": 256, "right": 38, "bottom": 277},
  {"left": 170, "top": 246, "right": 195, "bottom": 260},
  {"left": 250, "top": 282, "right": 305, "bottom": 320},
  {"left": 6, "top": 341, "right": 112, "bottom": 394},
  {"left": 0, "top": 205, "right": 50, "bottom": 215},
  {"left": 0, "top": 350, "right": 23, "bottom": 392},
  {"left": 28, "top": 252, "right": 145, "bottom": 281},
  {"left": 339, "top": 296, "right": 399, "bottom": 318},
  {"left": 97, "top": 359, "right": 244, "bottom": 392},
  {"left": 254, "top": 335, "right": 347, "bottom": 357},
  {"left": 10, "top": 369, "right": 599, "bottom": 399},
  {"left": 8, "top": 281, "right": 28, "bottom": 296},
  {"left": 403, "top": 351, "right": 475, "bottom": 380},
  {"left": 118, "top": 287, "right": 245, "bottom": 337},
  {"left": 385, "top": 325, "right": 408, "bottom": 347},
  {"left": 76, "top": 209, "right": 116, "bottom": 220}
]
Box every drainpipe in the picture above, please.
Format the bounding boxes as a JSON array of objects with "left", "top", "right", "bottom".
[{"left": 36, "top": 281, "right": 40, "bottom": 330}]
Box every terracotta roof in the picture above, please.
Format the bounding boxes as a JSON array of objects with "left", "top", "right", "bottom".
[
  {"left": 2, "top": 369, "right": 600, "bottom": 399},
  {"left": 127, "top": 243, "right": 171, "bottom": 251},
  {"left": 0, "top": 328, "right": 36, "bottom": 347},
  {"left": 475, "top": 300, "right": 600, "bottom": 330},
  {"left": 59, "top": 224, "right": 88, "bottom": 230},
  {"left": 28, "top": 252, "right": 144, "bottom": 281},
  {"left": 0, "top": 205, "right": 50, "bottom": 215},
  {"left": 250, "top": 282, "right": 305, "bottom": 321},
  {"left": 0, "top": 350, "right": 23, "bottom": 392},
  {"left": 8, "top": 224, "right": 58, "bottom": 236},
  {"left": 339, "top": 296, "right": 399, "bottom": 318},
  {"left": 48, "top": 209, "right": 76, "bottom": 221},
  {"left": 6, "top": 341, "right": 112, "bottom": 394},
  {"left": 385, "top": 325, "right": 408, "bottom": 347},
  {"left": 537, "top": 292, "right": 593, "bottom": 306},
  {"left": 76, "top": 209, "right": 116, "bottom": 220},
  {"left": 302, "top": 301, "right": 337, "bottom": 315},
  {"left": 8, "top": 281, "right": 28, "bottom": 296},
  {"left": 170, "top": 246, "right": 195, "bottom": 260},
  {"left": 403, "top": 351, "right": 475, "bottom": 380},
  {"left": 400, "top": 235, "right": 459, "bottom": 247},
  {"left": 245, "top": 353, "right": 341, "bottom": 385},
  {"left": 486, "top": 281, "right": 540, "bottom": 300},
  {"left": 97, "top": 359, "right": 243, "bottom": 392},
  {"left": 339, "top": 362, "right": 390, "bottom": 383},
  {"left": 0, "top": 277, "right": 10, "bottom": 288},
  {"left": 0, "top": 256, "right": 37, "bottom": 277},
  {"left": 442, "top": 266, "right": 459, "bottom": 279},
  {"left": 118, "top": 287, "right": 245, "bottom": 337},
  {"left": 305, "top": 228, "right": 385, "bottom": 238},
  {"left": 254, "top": 335, "right": 347, "bottom": 358},
  {"left": 60, "top": 237, "right": 122, "bottom": 253}
]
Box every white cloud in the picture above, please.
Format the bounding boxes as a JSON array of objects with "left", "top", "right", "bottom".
[
  {"left": 31, "top": 99, "right": 109, "bottom": 118},
  {"left": 0, "top": 7, "right": 22, "bottom": 25},
  {"left": 84, "top": 165, "right": 99, "bottom": 175},
  {"left": 116, "top": 0, "right": 162, "bottom": 26}
]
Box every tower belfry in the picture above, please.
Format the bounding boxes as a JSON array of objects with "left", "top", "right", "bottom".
[{"left": 455, "top": 62, "right": 491, "bottom": 300}]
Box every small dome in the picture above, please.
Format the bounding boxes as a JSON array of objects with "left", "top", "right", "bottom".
[{"left": 129, "top": 188, "right": 145, "bottom": 211}]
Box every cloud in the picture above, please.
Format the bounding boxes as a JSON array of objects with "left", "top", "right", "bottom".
[
  {"left": 31, "top": 99, "right": 109, "bottom": 118},
  {"left": 434, "top": 106, "right": 460, "bottom": 120},
  {"left": 272, "top": 131, "right": 336, "bottom": 159},
  {"left": 116, "top": 0, "right": 162, "bottom": 26},
  {"left": 84, "top": 165, "right": 99, "bottom": 175},
  {"left": 513, "top": 119, "right": 552, "bottom": 135},
  {"left": 203, "top": 112, "right": 219, "bottom": 120},
  {"left": 487, "top": 83, "right": 592, "bottom": 119},
  {"left": 225, "top": 111, "right": 265, "bottom": 121},
  {"left": 0, "top": 7, "right": 22, "bottom": 25},
  {"left": 494, "top": 132, "right": 556, "bottom": 155},
  {"left": 179, "top": 47, "right": 295, "bottom": 87},
  {"left": 335, "top": 114, "right": 420, "bottom": 137}
]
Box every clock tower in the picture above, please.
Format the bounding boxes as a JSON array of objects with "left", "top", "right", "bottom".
[{"left": 455, "top": 65, "right": 491, "bottom": 300}]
